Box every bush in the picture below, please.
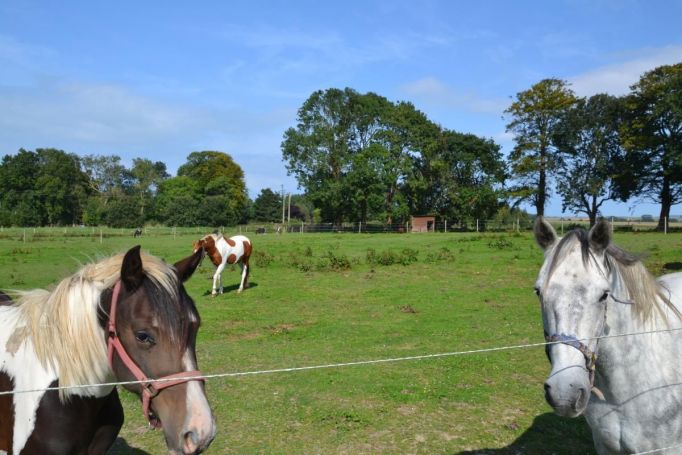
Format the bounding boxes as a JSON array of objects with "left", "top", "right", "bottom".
[{"left": 253, "top": 250, "right": 273, "bottom": 267}]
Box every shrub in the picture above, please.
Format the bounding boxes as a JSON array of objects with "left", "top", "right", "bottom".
[{"left": 253, "top": 250, "right": 274, "bottom": 267}]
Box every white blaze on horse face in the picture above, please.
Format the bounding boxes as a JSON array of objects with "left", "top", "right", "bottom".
[
  {"left": 181, "top": 350, "right": 215, "bottom": 452},
  {"left": 538, "top": 239, "right": 609, "bottom": 417}
]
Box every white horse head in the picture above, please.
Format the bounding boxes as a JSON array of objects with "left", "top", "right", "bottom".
[
  {"left": 534, "top": 217, "right": 682, "bottom": 453},
  {"left": 534, "top": 217, "right": 614, "bottom": 417}
]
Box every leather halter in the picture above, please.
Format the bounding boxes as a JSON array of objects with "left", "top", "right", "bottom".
[
  {"left": 545, "top": 333, "right": 597, "bottom": 385},
  {"left": 107, "top": 280, "right": 205, "bottom": 428}
]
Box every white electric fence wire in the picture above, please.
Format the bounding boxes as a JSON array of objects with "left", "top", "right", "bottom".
[
  {"left": 632, "top": 444, "right": 682, "bottom": 454},
  {"left": 2, "top": 326, "right": 682, "bottom": 397}
]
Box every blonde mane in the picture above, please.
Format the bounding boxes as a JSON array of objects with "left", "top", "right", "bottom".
[{"left": 12, "top": 251, "right": 178, "bottom": 399}]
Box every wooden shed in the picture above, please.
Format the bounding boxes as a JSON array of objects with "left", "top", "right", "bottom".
[{"left": 411, "top": 215, "right": 435, "bottom": 232}]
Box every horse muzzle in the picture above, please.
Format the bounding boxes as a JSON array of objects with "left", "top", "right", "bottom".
[{"left": 544, "top": 367, "right": 590, "bottom": 417}]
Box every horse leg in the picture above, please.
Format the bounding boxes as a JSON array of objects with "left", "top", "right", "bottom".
[
  {"left": 212, "top": 264, "right": 225, "bottom": 296},
  {"left": 242, "top": 256, "right": 250, "bottom": 290},
  {"left": 237, "top": 261, "right": 248, "bottom": 293}
]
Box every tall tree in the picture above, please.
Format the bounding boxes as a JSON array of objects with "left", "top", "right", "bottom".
[
  {"left": 553, "top": 94, "right": 625, "bottom": 226},
  {"left": 0, "top": 149, "right": 42, "bottom": 226},
  {"left": 35, "top": 148, "right": 90, "bottom": 225},
  {"left": 620, "top": 63, "right": 682, "bottom": 230},
  {"left": 130, "top": 158, "right": 169, "bottom": 218},
  {"left": 505, "top": 78, "right": 578, "bottom": 216},
  {"left": 282, "top": 88, "right": 363, "bottom": 224},
  {"left": 252, "top": 188, "right": 282, "bottom": 222},
  {"left": 177, "top": 151, "right": 248, "bottom": 222},
  {"left": 412, "top": 130, "right": 506, "bottom": 223}
]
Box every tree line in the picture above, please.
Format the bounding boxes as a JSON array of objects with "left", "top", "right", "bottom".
[
  {"left": 1, "top": 63, "right": 679, "bottom": 229},
  {"left": 282, "top": 63, "right": 681, "bottom": 229},
  {"left": 0, "top": 150, "right": 250, "bottom": 227}
]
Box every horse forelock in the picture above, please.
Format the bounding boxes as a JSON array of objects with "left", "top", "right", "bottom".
[
  {"left": 12, "top": 251, "right": 186, "bottom": 400},
  {"left": 547, "top": 228, "right": 679, "bottom": 323}
]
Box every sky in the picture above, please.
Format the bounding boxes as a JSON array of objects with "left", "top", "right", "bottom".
[{"left": 1, "top": 0, "right": 681, "bottom": 217}]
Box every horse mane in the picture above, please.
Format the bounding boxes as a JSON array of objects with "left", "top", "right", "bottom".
[
  {"left": 11, "top": 251, "right": 179, "bottom": 400},
  {"left": 549, "top": 229, "right": 680, "bottom": 323}
]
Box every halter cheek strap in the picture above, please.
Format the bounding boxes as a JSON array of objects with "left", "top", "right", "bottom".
[{"left": 107, "top": 281, "right": 205, "bottom": 428}]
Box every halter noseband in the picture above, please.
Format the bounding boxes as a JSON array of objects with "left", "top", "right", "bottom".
[{"left": 107, "top": 281, "right": 205, "bottom": 428}]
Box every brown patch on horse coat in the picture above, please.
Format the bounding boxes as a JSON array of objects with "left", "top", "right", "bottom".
[
  {"left": 0, "top": 373, "right": 14, "bottom": 453},
  {"left": 200, "top": 236, "right": 223, "bottom": 267},
  {"left": 226, "top": 238, "right": 236, "bottom": 247},
  {"left": 227, "top": 254, "right": 237, "bottom": 264},
  {"left": 243, "top": 240, "right": 252, "bottom": 259}
]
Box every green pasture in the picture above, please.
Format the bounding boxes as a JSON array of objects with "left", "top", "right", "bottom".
[{"left": 1, "top": 228, "right": 681, "bottom": 454}]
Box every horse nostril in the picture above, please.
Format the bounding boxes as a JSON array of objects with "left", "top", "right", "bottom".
[
  {"left": 183, "top": 430, "right": 199, "bottom": 454},
  {"left": 544, "top": 382, "right": 551, "bottom": 393}
]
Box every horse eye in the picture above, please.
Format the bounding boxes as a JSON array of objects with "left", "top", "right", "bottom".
[
  {"left": 599, "top": 291, "right": 609, "bottom": 302},
  {"left": 135, "top": 331, "right": 155, "bottom": 344}
]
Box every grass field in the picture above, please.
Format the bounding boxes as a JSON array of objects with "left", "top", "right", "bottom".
[{"left": 1, "top": 227, "right": 681, "bottom": 454}]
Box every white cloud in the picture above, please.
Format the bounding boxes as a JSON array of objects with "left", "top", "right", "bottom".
[
  {"left": 569, "top": 45, "right": 682, "bottom": 96},
  {"left": 400, "top": 77, "right": 507, "bottom": 114}
]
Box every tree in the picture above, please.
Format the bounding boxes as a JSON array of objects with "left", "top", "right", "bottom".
[
  {"left": 282, "top": 89, "right": 437, "bottom": 224},
  {"left": 620, "top": 63, "right": 682, "bottom": 230},
  {"left": 411, "top": 130, "right": 506, "bottom": 224},
  {"left": 282, "top": 88, "right": 363, "bottom": 224},
  {"left": 177, "top": 151, "right": 248, "bottom": 222},
  {"left": 155, "top": 176, "right": 202, "bottom": 226},
  {"left": 505, "top": 79, "right": 578, "bottom": 216},
  {"left": 553, "top": 94, "right": 625, "bottom": 226},
  {"left": 34, "top": 148, "right": 90, "bottom": 225},
  {"left": 130, "top": 158, "right": 169, "bottom": 218},
  {"left": 0, "top": 149, "right": 42, "bottom": 225},
  {"left": 252, "top": 188, "right": 282, "bottom": 222}
]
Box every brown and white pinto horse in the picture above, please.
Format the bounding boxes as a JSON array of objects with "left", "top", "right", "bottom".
[
  {"left": 0, "top": 246, "right": 215, "bottom": 455},
  {"left": 193, "top": 233, "right": 252, "bottom": 295}
]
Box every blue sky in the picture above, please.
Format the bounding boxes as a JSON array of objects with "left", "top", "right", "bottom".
[{"left": 1, "top": 1, "right": 681, "bottom": 217}]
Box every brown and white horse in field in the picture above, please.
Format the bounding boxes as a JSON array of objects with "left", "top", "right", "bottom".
[
  {"left": 193, "top": 233, "right": 252, "bottom": 295},
  {"left": 0, "top": 246, "right": 215, "bottom": 455}
]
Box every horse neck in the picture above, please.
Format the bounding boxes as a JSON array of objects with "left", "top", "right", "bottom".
[{"left": 595, "top": 267, "right": 682, "bottom": 395}]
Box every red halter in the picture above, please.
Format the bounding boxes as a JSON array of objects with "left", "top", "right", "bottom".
[{"left": 107, "top": 281, "right": 205, "bottom": 428}]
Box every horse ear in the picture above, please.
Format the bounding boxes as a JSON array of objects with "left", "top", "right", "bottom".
[
  {"left": 121, "top": 245, "right": 145, "bottom": 291},
  {"left": 588, "top": 219, "right": 611, "bottom": 253},
  {"left": 174, "top": 247, "right": 204, "bottom": 283},
  {"left": 534, "top": 217, "right": 558, "bottom": 251}
]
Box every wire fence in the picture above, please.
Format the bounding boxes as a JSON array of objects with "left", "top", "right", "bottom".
[
  {"left": 0, "top": 216, "right": 680, "bottom": 242},
  {"left": 3, "top": 323, "right": 682, "bottom": 453},
  {"left": 3, "top": 325, "right": 682, "bottom": 397}
]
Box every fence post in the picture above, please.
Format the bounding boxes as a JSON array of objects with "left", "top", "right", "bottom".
[
  {"left": 23, "top": 228, "right": 26, "bottom": 243},
  {"left": 358, "top": 222, "right": 361, "bottom": 233},
  {"left": 100, "top": 228, "right": 103, "bottom": 244},
  {"left": 476, "top": 219, "right": 479, "bottom": 232},
  {"left": 444, "top": 220, "right": 447, "bottom": 233}
]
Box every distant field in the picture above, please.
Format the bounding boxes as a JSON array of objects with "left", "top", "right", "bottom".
[{"left": 1, "top": 228, "right": 681, "bottom": 454}]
